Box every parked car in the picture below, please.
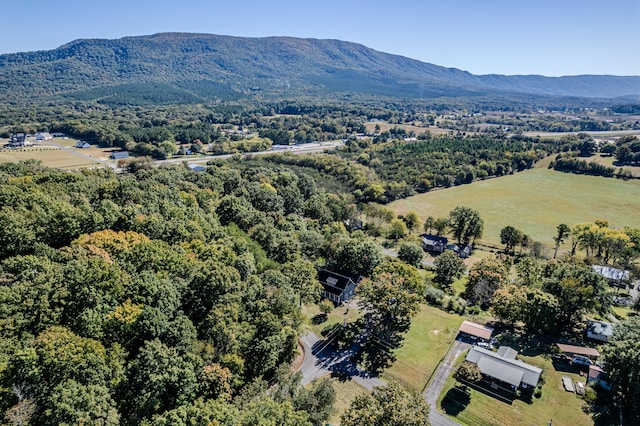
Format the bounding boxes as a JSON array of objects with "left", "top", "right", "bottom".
[
  {"left": 572, "top": 355, "right": 593, "bottom": 366},
  {"left": 475, "top": 341, "right": 491, "bottom": 349}
]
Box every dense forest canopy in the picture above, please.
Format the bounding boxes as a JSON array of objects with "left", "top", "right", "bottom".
[{"left": 0, "top": 160, "right": 374, "bottom": 425}]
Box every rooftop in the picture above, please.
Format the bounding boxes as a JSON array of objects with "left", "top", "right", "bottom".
[
  {"left": 459, "top": 320, "right": 494, "bottom": 340},
  {"left": 466, "top": 346, "right": 542, "bottom": 388},
  {"left": 556, "top": 343, "right": 600, "bottom": 358}
]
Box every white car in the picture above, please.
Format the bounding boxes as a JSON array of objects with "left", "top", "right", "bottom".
[{"left": 572, "top": 355, "right": 593, "bottom": 366}]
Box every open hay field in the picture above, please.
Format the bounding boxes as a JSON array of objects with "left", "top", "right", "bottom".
[
  {"left": 389, "top": 166, "right": 640, "bottom": 251},
  {"left": 0, "top": 147, "right": 98, "bottom": 169},
  {"left": 0, "top": 138, "right": 118, "bottom": 168}
]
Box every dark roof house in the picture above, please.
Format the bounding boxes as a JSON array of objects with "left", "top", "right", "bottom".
[
  {"left": 466, "top": 346, "right": 542, "bottom": 393},
  {"left": 422, "top": 234, "right": 447, "bottom": 253},
  {"left": 318, "top": 269, "right": 361, "bottom": 304}
]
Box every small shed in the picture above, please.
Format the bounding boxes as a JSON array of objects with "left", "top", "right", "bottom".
[
  {"left": 459, "top": 320, "right": 494, "bottom": 342},
  {"left": 76, "top": 141, "right": 91, "bottom": 149},
  {"left": 588, "top": 365, "right": 611, "bottom": 390}
]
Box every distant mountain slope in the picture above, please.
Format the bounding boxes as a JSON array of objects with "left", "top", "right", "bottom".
[{"left": 0, "top": 32, "right": 638, "bottom": 103}]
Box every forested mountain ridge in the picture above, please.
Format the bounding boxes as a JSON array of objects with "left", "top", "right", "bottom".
[{"left": 1, "top": 32, "right": 639, "bottom": 103}]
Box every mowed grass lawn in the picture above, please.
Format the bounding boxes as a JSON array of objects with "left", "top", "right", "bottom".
[
  {"left": 438, "top": 354, "right": 592, "bottom": 426},
  {"left": 0, "top": 147, "right": 97, "bottom": 168},
  {"left": 389, "top": 166, "right": 640, "bottom": 250},
  {"left": 382, "top": 305, "right": 463, "bottom": 391}
]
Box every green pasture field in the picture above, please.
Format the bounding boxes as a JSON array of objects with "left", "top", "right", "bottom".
[
  {"left": 382, "top": 305, "right": 463, "bottom": 391},
  {"left": 389, "top": 166, "right": 640, "bottom": 252},
  {"left": 438, "top": 354, "right": 592, "bottom": 426}
]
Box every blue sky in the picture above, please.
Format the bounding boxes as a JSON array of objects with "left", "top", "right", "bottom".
[{"left": 2, "top": 0, "right": 638, "bottom": 76}]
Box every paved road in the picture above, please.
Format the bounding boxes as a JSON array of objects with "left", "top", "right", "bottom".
[
  {"left": 297, "top": 331, "right": 384, "bottom": 390},
  {"left": 423, "top": 339, "right": 470, "bottom": 426}
]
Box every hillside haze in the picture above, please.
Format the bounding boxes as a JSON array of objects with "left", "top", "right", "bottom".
[{"left": 1, "top": 32, "right": 639, "bottom": 103}]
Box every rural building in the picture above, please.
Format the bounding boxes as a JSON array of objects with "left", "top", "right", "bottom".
[
  {"left": 556, "top": 343, "right": 601, "bottom": 359},
  {"left": 458, "top": 320, "right": 494, "bottom": 342},
  {"left": 422, "top": 234, "right": 447, "bottom": 253},
  {"left": 76, "top": 141, "right": 91, "bottom": 148},
  {"left": 51, "top": 132, "right": 66, "bottom": 138},
  {"left": 35, "top": 132, "right": 52, "bottom": 141},
  {"left": 110, "top": 151, "right": 129, "bottom": 160},
  {"left": 8, "top": 133, "right": 29, "bottom": 147},
  {"left": 318, "top": 269, "right": 361, "bottom": 304},
  {"left": 466, "top": 346, "right": 542, "bottom": 393},
  {"left": 593, "top": 265, "right": 630, "bottom": 287},
  {"left": 586, "top": 320, "right": 614, "bottom": 343},
  {"left": 188, "top": 164, "right": 206, "bottom": 172},
  {"left": 587, "top": 365, "right": 611, "bottom": 390}
]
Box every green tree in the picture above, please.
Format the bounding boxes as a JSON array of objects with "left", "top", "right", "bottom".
[
  {"left": 455, "top": 361, "right": 482, "bottom": 383},
  {"left": 357, "top": 273, "right": 421, "bottom": 346},
  {"left": 542, "top": 262, "right": 609, "bottom": 325},
  {"left": 388, "top": 219, "right": 408, "bottom": 240},
  {"left": 402, "top": 212, "right": 419, "bottom": 231},
  {"left": 282, "top": 258, "right": 322, "bottom": 305},
  {"left": 294, "top": 377, "right": 336, "bottom": 426},
  {"left": 465, "top": 257, "right": 509, "bottom": 309},
  {"left": 331, "top": 236, "right": 382, "bottom": 277},
  {"left": 44, "top": 380, "right": 120, "bottom": 426},
  {"left": 433, "top": 250, "right": 466, "bottom": 293},
  {"left": 122, "top": 339, "right": 198, "bottom": 422},
  {"left": 448, "top": 206, "right": 483, "bottom": 245},
  {"left": 397, "top": 242, "right": 424, "bottom": 268},
  {"left": 553, "top": 223, "right": 571, "bottom": 259},
  {"left": 423, "top": 216, "right": 435, "bottom": 234},
  {"left": 602, "top": 316, "right": 640, "bottom": 424},
  {"left": 341, "top": 382, "right": 430, "bottom": 426},
  {"left": 433, "top": 217, "right": 449, "bottom": 236},
  {"left": 500, "top": 225, "right": 523, "bottom": 254},
  {"left": 372, "top": 259, "right": 425, "bottom": 296}
]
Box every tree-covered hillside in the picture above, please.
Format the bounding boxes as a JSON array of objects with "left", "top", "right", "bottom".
[{"left": 1, "top": 33, "right": 639, "bottom": 104}]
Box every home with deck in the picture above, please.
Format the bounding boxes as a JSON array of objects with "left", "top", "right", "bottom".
[{"left": 465, "top": 346, "right": 542, "bottom": 395}]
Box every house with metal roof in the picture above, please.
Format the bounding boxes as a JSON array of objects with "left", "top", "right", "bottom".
[
  {"left": 318, "top": 269, "right": 361, "bottom": 304},
  {"left": 586, "top": 320, "right": 614, "bottom": 343},
  {"left": 110, "top": 151, "right": 129, "bottom": 160},
  {"left": 458, "top": 320, "right": 494, "bottom": 342},
  {"left": 556, "top": 343, "right": 600, "bottom": 359},
  {"left": 465, "top": 346, "right": 542, "bottom": 394}
]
